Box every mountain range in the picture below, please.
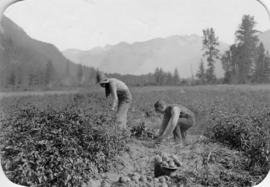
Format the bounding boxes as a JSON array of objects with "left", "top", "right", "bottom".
[
  {"left": 63, "top": 35, "right": 227, "bottom": 78},
  {"left": 63, "top": 31, "right": 270, "bottom": 78}
]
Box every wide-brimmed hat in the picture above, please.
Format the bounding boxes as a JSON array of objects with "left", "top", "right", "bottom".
[{"left": 96, "top": 71, "right": 109, "bottom": 84}]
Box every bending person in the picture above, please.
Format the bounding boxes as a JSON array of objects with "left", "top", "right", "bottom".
[
  {"left": 97, "top": 72, "right": 132, "bottom": 129},
  {"left": 154, "top": 100, "right": 195, "bottom": 146}
]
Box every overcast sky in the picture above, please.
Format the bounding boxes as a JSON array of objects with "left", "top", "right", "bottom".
[{"left": 4, "top": 0, "right": 270, "bottom": 51}]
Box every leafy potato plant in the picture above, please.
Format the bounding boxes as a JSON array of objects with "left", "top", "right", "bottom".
[
  {"left": 206, "top": 108, "right": 270, "bottom": 176},
  {"left": 130, "top": 122, "right": 157, "bottom": 140},
  {"left": 1, "top": 103, "right": 128, "bottom": 186}
]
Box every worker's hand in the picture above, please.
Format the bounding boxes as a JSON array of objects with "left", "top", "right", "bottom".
[{"left": 111, "top": 102, "right": 117, "bottom": 111}]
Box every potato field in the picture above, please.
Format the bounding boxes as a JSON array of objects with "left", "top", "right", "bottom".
[{"left": 0, "top": 85, "right": 270, "bottom": 187}]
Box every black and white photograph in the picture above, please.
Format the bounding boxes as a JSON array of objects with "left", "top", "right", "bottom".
[{"left": 0, "top": 0, "right": 270, "bottom": 186}]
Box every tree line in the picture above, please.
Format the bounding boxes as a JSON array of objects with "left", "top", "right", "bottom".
[
  {"left": 1, "top": 58, "right": 182, "bottom": 89},
  {"left": 1, "top": 59, "right": 96, "bottom": 90},
  {"left": 196, "top": 15, "right": 270, "bottom": 84},
  {"left": 107, "top": 67, "right": 181, "bottom": 86}
]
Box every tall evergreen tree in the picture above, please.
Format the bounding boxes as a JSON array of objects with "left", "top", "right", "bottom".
[
  {"left": 202, "top": 28, "right": 220, "bottom": 83},
  {"left": 253, "top": 43, "right": 266, "bottom": 83},
  {"left": 235, "top": 15, "right": 259, "bottom": 83},
  {"left": 28, "top": 70, "right": 38, "bottom": 87},
  {"left": 77, "top": 64, "right": 83, "bottom": 84},
  {"left": 7, "top": 70, "right": 16, "bottom": 87},
  {"left": 165, "top": 72, "right": 173, "bottom": 85},
  {"left": 263, "top": 52, "right": 270, "bottom": 82},
  {"left": 196, "top": 59, "right": 206, "bottom": 84},
  {"left": 66, "top": 60, "right": 70, "bottom": 76},
  {"left": 221, "top": 50, "right": 233, "bottom": 83},
  {"left": 221, "top": 44, "right": 243, "bottom": 84},
  {"left": 15, "top": 66, "right": 23, "bottom": 86},
  {"left": 173, "top": 68, "right": 180, "bottom": 85},
  {"left": 154, "top": 67, "right": 162, "bottom": 85},
  {"left": 45, "top": 60, "right": 55, "bottom": 85}
]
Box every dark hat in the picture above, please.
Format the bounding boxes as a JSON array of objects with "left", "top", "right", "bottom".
[{"left": 96, "top": 71, "right": 109, "bottom": 84}]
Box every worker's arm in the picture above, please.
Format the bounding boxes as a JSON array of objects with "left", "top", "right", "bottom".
[
  {"left": 156, "top": 107, "right": 180, "bottom": 142},
  {"left": 158, "top": 114, "right": 170, "bottom": 136},
  {"left": 110, "top": 82, "right": 118, "bottom": 111}
]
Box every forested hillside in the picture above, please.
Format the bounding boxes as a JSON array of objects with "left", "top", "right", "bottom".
[{"left": 0, "top": 16, "right": 96, "bottom": 90}]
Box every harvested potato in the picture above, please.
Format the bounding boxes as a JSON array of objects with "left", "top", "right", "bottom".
[
  {"left": 154, "top": 181, "right": 161, "bottom": 187},
  {"left": 160, "top": 152, "right": 167, "bottom": 158},
  {"left": 161, "top": 161, "right": 169, "bottom": 167},
  {"left": 126, "top": 177, "right": 131, "bottom": 183},
  {"left": 170, "top": 172, "right": 177, "bottom": 177},
  {"left": 139, "top": 175, "right": 147, "bottom": 183},
  {"left": 172, "top": 155, "right": 181, "bottom": 166},
  {"left": 155, "top": 155, "right": 163, "bottom": 163},
  {"left": 168, "top": 160, "right": 176, "bottom": 168},
  {"left": 159, "top": 176, "right": 166, "bottom": 183},
  {"left": 162, "top": 155, "right": 169, "bottom": 162},
  {"left": 164, "top": 176, "right": 170, "bottom": 181},
  {"left": 154, "top": 178, "right": 159, "bottom": 183},
  {"left": 161, "top": 182, "right": 169, "bottom": 187},
  {"left": 119, "top": 176, "right": 129, "bottom": 183},
  {"left": 171, "top": 155, "right": 178, "bottom": 160},
  {"left": 131, "top": 175, "right": 139, "bottom": 183},
  {"left": 144, "top": 182, "right": 153, "bottom": 187},
  {"left": 101, "top": 181, "right": 110, "bottom": 187},
  {"left": 146, "top": 176, "right": 152, "bottom": 182}
]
